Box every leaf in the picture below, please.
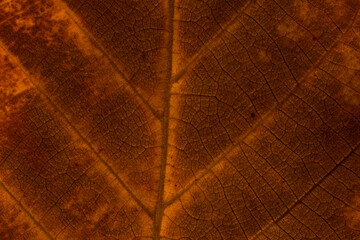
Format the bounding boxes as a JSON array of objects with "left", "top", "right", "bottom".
[{"left": 0, "top": 0, "right": 360, "bottom": 239}]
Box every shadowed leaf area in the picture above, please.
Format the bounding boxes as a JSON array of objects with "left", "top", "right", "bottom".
[{"left": 1, "top": 0, "right": 360, "bottom": 239}]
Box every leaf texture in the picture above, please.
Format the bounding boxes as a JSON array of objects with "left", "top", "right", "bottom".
[{"left": 0, "top": 0, "right": 360, "bottom": 239}]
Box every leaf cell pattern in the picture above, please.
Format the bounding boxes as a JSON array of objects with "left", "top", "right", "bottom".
[{"left": 0, "top": 0, "right": 360, "bottom": 239}]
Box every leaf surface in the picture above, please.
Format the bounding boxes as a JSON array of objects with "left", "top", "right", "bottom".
[{"left": 0, "top": 0, "right": 360, "bottom": 239}]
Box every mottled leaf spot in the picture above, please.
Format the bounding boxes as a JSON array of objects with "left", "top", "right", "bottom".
[{"left": 344, "top": 192, "right": 360, "bottom": 230}]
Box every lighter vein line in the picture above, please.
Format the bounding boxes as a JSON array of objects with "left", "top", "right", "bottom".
[
  {"left": 153, "top": 0, "right": 175, "bottom": 239},
  {"left": 0, "top": 41, "right": 153, "bottom": 218},
  {"left": 249, "top": 143, "right": 360, "bottom": 240},
  {"left": 54, "top": 0, "right": 161, "bottom": 120},
  {"left": 164, "top": 8, "right": 359, "bottom": 207},
  {"left": 171, "top": 0, "right": 257, "bottom": 84},
  {"left": 0, "top": 180, "right": 54, "bottom": 240}
]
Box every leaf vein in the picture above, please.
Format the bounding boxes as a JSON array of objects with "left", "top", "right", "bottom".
[{"left": 165, "top": 7, "right": 359, "bottom": 207}]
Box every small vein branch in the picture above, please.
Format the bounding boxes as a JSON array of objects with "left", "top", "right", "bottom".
[{"left": 249, "top": 144, "right": 360, "bottom": 240}]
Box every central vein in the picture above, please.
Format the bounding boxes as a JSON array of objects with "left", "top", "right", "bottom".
[{"left": 153, "top": 0, "right": 175, "bottom": 239}]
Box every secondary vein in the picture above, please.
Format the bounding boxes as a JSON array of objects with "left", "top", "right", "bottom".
[
  {"left": 165, "top": 8, "right": 359, "bottom": 207},
  {"left": 0, "top": 180, "right": 54, "bottom": 240},
  {"left": 54, "top": 0, "right": 161, "bottom": 120},
  {"left": 0, "top": 41, "right": 153, "bottom": 218}
]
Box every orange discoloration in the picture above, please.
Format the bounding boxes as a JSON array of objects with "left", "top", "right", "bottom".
[
  {"left": 277, "top": 19, "right": 306, "bottom": 42},
  {"left": 0, "top": 47, "right": 34, "bottom": 145},
  {"left": 0, "top": 53, "right": 30, "bottom": 116},
  {"left": 344, "top": 191, "right": 360, "bottom": 230},
  {"left": 342, "top": 87, "right": 360, "bottom": 107},
  {"left": 294, "top": 1, "right": 312, "bottom": 25}
]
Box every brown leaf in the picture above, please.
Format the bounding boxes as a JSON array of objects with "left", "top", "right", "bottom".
[{"left": 0, "top": 0, "right": 360, "bottom": 239}]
